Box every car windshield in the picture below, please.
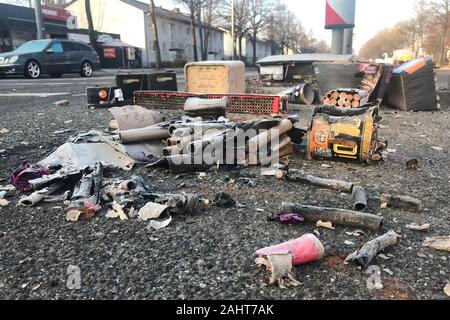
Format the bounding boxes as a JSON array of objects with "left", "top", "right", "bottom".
[{"left": 15, "top": 40, "right": 51, "bottom": 53}]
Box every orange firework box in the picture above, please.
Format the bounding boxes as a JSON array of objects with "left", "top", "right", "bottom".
[{"left": 307, "top": 106, "right": 384, "bottom": 164}]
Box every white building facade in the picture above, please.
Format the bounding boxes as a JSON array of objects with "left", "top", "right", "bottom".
[
  {"left": 67, "top": 0, "right": 224, "bottom": 67},
  {"left": 222, "top": 29, "right": 276, "bottom": 65}
]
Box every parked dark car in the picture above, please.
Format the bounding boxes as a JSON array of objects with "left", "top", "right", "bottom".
[{"left": 0, "top": 39, "right": 100, "bottom": 79}]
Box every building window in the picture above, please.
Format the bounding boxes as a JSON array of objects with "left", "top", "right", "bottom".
[{"left": 169, "top": 23, "right": 175, "bottom": 48}]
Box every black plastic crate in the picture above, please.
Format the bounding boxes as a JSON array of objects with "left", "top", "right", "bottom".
[{"left": 115, "top": 72, "right": 178, "bottom": 101}]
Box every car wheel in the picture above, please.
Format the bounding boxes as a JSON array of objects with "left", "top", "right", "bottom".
[
  {"left": 25, "top": 60, "right": 41, "bottom": 79},
  {"left": 80, "top": 61, "right": 93, "bottom": 77},
  {"left": 0, "top": 74, "right": 5, "bottom": 79},
  {"left": 50, "top": 73, "right": 63, "bottom": 78}
]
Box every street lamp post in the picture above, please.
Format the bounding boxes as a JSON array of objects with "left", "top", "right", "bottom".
[
  {"left": 231, "top": 0, "right": 235, "bottom": 60},
  {"left": 33, "top": 0, "right": 45, "bottom": 39}
]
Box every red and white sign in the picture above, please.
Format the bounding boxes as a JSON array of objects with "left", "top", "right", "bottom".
[
  {"left": 42, "top": 5, "right": 71, "bottom": 22},
  {"left": 325, "top": 0, "right": 355, "bottom": 29},
  {"left": 103, "top": 48, "right": 116, "bottom": 59}
]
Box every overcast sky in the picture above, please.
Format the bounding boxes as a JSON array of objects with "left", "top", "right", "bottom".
[
  {"left": 0, "top": 0, "right": 417, "bottom": 53},
  {"left": 154, "top": 0, "right": 417, "bottom": 53},
  {"left": 282, "top": 0, "right": 416, "bottom": 52}
]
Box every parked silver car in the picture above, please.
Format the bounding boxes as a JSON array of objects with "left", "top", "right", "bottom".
[{"left": 0, "top": 39, "right": 100, "bottom": 79}]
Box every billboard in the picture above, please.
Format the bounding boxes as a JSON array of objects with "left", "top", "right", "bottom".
[
  {"left": 325, "top": 0, "right": 356, "bottom": 29},
  {"left": 42, "top": 5, "right": 71, "bottom": 22}
]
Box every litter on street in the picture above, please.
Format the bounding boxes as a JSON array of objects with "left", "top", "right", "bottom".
[{"left": 0, "top": 0, "right": 448, "bottom": 306}]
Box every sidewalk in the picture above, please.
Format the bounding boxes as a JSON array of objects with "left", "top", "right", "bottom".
[
  {"left": 96, "top": 66, "right": 259, "bottom": 77},
  {"left": 95, "top": 68, "right": 185, "bottom": 76}
]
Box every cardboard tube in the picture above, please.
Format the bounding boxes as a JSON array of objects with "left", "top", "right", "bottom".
[
  {"left": 163, "top": 146, "right": 182, "bottom": 157},
  {"left": 353, "top": 186, "right": 368, "bottom": 211},
  {"left": 270, "top": 135, "right": 292, "bottom": 154},
  {"left": 347, "top": 231, "right": 398, "bottom": 268},
  {"left": 284, "top": 170, "right": 354, "bottom": 193},
  {"left": 281, "top": 203, "right": 383, "bottom": 231},
  {"left": 19, "top": 182, "right": 67, "bottom": 207},
  {"left": 248, "top": 119, "right": 293, "bottom": 165},
  {"left": 256, "top": 234, "right": 325, "bottom": 266},
  {"left": 167, "top": 136, "right": 193, "bottom": 148},
  {"left": 187, "top": 129, "right": 232, "bottom": 155},
  {"left": 19, "top": 190, "right": 48, "bottom": 207},
  {"left": 332, "top": 91, "right": 340, "bottom": 100},
  {"left": 270, "top": 143, "right": 294, "bottom": 161},
  {"left": 120, "top": 127, "right": 170, "bottom": 143},
  {"left": 171, "top": 127, "right": 194, "bottom": 137},
  {"left": 248, "top": 119, "right": 293, "bottom": 150},
  {"left": 184, "top": 104, "right": 226, "bottom": 113},
  {"left": 380, "top": 194, "right": 423, "bottom": 213},
  {"left": 169, "top": 123, "right": 232, "bottom": 136},
  {"left": 297, "top": 83, "right": 315, "bottom": 105},
  {"left": 166, "top": 154, "right": 210, "bottom": 174},
  {"left": 188, "top": 140, "right": 210, "bottom": 155},
  {"left": 184, "top": 98, "right": 227, "bottom": 111},
  {"left": 166, "top": 137, "right": 178, "bottom": 147}
]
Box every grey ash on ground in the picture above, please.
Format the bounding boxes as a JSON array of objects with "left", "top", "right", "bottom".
[{"left": 0, "top": 90, "right": 449, "bottom": 300}]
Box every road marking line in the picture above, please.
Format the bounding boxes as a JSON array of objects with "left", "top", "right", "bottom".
[
  {"left": 0, "top": 81, "right": 113, "bottom": 86},
  {"left": 0, "top": 92, "right": 71, "bottom": 97},
  {"left": 0, "top": 83, "right": 73, "bottom": 86},
  {"left": 0, "top": 76, "right": 114, "bottom": 82}
]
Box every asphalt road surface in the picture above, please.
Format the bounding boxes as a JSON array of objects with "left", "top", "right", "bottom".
[
  {"left": 436, "top": 69, "right": 450, "bottom": 89},
  {"left": 0, "top": 72, "right": 187, "bottom": 104},
  {"left": 0, "top": 75, "right": 114, "bottom": 108},
  {"left": 0, "top": 70, "right": 449, "bottom": 300}
]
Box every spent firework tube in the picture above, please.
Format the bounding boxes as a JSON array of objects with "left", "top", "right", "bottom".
[{"left": 255, "top": 234, "right": 325, "bottom": 266}]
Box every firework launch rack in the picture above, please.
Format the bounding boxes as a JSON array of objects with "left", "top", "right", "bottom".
[{"left": 133, "top": 91, "right": 288, "bottom": 115}]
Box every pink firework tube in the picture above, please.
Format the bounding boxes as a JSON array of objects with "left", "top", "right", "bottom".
[{"left": 256, "top": 234, "right": 325, "bottom": 266}]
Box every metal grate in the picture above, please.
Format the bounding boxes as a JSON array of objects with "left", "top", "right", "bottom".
[{"left": 134, "top": 91, "right": 287, "bottom": 115}]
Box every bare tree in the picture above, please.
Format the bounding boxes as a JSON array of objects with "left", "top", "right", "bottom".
[
  {"left": 262, "top": 1, "right": 326, "bottom": 55},
  {"left": 148, "top": 0, "right": 162, "bottom": 68},
  {"left": 201, "top": 0, "right": 213, "bottom": 60},
  {"left": 429, "top": 0, "right": 450, "bottom": 63},
  {"left": 197, "top": 7, "right": 205, "bottom": 60},
  {"left": 414, "top": 0, "right": 429, "bottom": 55},
  {"left": 85, "top": 0, "right": 98, "bottom": 51},
  {"left": 219, "top": 0, "right": 251, "bottom": 60},
  {"left": 274, "top": 4, "right": 295, "bottom": 54},
  {"left": 201, "top": 0, "right": 226, "bottom": 60},
  {"left": 175, "top": 0, "right": 204, "bottom": 61},
  {"left": 359, "top": 20, "right": 419, "bottom": 60},
  {"left": 233, "top": 0, "right": 251, "bottom": 60},
  {"left": 248, "top": 0, "right": 272, "bottom": 64}
]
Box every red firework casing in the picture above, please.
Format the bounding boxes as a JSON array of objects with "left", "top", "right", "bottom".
[{"left": 256, "top": 234, "right": 325, "bottom": 266}]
